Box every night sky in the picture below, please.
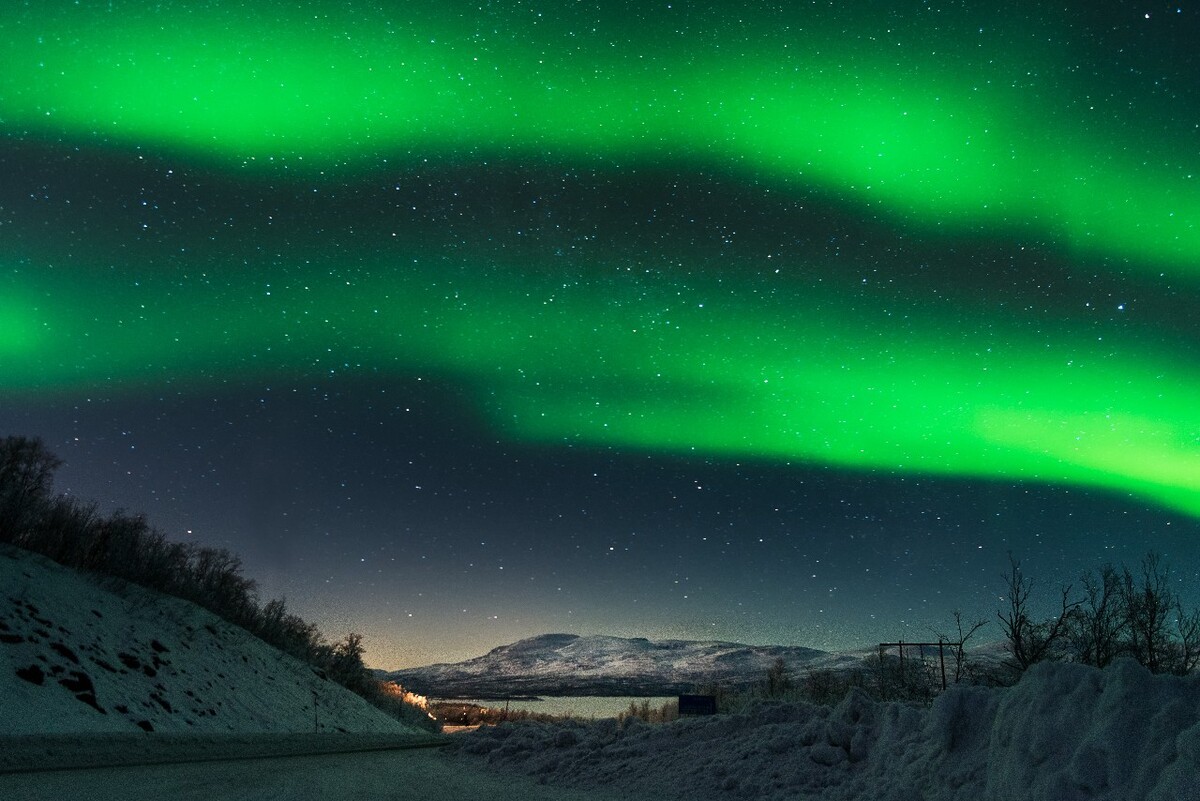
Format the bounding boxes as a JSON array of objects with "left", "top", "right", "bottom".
[{"left": 3, "top": 1, "right": 1199, "bottom": 669}]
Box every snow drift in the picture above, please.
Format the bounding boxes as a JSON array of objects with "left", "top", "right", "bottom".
[{"left": 455, "top": 659, "right": 1200, "bottom": 801}]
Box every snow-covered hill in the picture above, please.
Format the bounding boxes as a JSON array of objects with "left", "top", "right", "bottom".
[
  {"left": 0, "top": 544, "right": 426, "bottom": 736},
  {"left": 383, "top": 633, "right": 864, "bottom": 696}
]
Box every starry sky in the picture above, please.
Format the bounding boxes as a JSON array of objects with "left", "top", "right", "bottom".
[{"left": 2, "top": 0, "right": 1199, "bottom": 669}]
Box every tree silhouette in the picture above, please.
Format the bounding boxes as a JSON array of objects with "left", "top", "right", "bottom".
[
  {"left": 0, "top": 435, "right": 62, "bottom": 541},
  {"left": 997, "top": 553, "right": 1079, "bottom": 670},
  {"left": 1071, "top": 564, "right": 1124, "bottom": 668},
  {"left": 765, "top": 657, "right": 793, "bottom": 697}
]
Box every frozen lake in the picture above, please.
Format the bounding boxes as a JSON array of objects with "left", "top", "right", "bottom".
[{"left": 434, "top": 696, "right": 675, "bottom": 718}]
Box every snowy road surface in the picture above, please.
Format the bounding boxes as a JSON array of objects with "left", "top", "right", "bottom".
[{"left": 0, "top": 748, "right": 625, "bottom": 801}]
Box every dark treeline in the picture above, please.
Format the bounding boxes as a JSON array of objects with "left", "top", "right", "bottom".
[
  {"left": 698, "top": 552, "right": 1200, "bottom": 710},
  {"left": 995, "top": 551, "right": 1200, "bottom": 677},
  {"left": 874, "top": 551, "right": 1200, "bottom": 702},
  {"left": 0, "top": 435, "right": 434, "bottom": 729}
]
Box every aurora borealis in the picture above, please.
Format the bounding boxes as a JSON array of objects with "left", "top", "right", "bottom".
[{"left": 2, "top": 1, "right": 1198, "bottom": 667}]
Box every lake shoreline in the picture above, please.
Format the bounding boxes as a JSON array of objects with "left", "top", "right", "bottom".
[{"left": 430, "top": 696, "right": 678, "bottom": 720}]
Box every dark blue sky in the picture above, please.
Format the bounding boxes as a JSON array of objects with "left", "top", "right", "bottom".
[{"left": 3, "top": 1, "right": 1199, "bottom": 668}]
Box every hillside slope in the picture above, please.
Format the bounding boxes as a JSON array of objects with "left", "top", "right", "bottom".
[
  {"left": 0, "top": 544, "right": 424, "bottom": 735},
  {"left": 384, "top": 633, "right": 864, "bottom": 696}
]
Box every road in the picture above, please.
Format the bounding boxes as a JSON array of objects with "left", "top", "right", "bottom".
[{"left": 0, "top": 747, "right": 621, "bottom": 801}]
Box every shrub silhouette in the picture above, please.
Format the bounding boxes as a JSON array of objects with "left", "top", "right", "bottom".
[{"left": 618, "top": 698, "right": 678, "bottom": 723}]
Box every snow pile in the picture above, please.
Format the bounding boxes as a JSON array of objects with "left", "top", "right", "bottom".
[
  {"left": 0, "top": 544, "right": 426, "bottom": 737},
  {"left": 454, "top": 660, "right": 1200, "bottom": 801},
  {"left": 987, "top": 659, "right": 1200, "bottom": 800}
]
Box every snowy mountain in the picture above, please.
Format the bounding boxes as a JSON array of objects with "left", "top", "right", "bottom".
[
  {"left": 382, "top": 633, "right": 865, "bottom": 696},
  {"left": 0, "top": 543, "right": 427, "bottom": 736}
]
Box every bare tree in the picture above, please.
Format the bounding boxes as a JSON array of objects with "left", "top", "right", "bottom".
[
  {"left": 997, "top": 553, "right": 1080, "bottom": 670},
  {"left": 1072, "top": 564, "right": 1125, "bottom": 668},
  {"left": 19, "top": 495, "right": 98, "bottom": 563},
  {"left": 933, "top": 610, "right": 988, "bottom": 683},
  {"left": 765, "top": 656, "right": 793, "bottom": 697},
  {"left": 0, "top": 435, "right": 63, "bottom": 541},
  {"left": 1172, "top": 600, "right": 1200, "bottom": 676},
  {"left": 1121, "top": 552, "right": 1175, "bottom": 674},
  {"left": 327, "top": 632, "right": 370, "bottom": 694}
]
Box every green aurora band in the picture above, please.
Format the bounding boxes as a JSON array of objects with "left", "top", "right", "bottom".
[
  {"left": 2, "top": 1, "right": 1198, "bottom": 273},
  {"left": 4, "top": 261, "right": 1200, "bottom": 518},
  {"left": 2, "top": 2, "right": 1199, "bottom": 518}
]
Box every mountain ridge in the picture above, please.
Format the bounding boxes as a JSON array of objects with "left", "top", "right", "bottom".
[{"left": 381, "top": 632, "right": 866, "bottom": 697}]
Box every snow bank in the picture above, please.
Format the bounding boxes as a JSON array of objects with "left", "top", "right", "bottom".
[
  {"left": 0, "top": 544, "right": 426, "bottom": 737},
  {"left": 987, "top": 659, "right": 1200, "bottom": 801},
  {"left": 454, "top": 660, "right": 1200, "bottom": 801}
]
